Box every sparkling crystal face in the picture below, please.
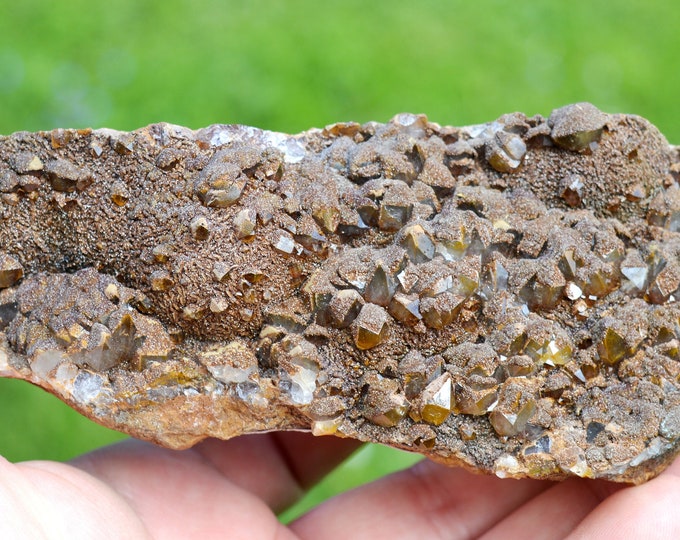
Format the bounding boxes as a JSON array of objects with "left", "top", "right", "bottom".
[{"left": 1, "top": 103, "right": 680, "bottom": 484}]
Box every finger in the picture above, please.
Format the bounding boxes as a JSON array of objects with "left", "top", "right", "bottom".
[
  {"left": 291, "top": 458, "right": 552, "bottom": 540},
  {"left": 1, "top": 456, "right": 148, "bottom": 539},
  {"left": 193, "top": 432, "right": 362, "bottom": 510},
  {"left": 479, "top": 478, "right": 623, "bottom": 540},
  {"left": 72, "top": 439, "right": 297, "bottom": 539},
  {"left": 73, "top": 431, "right": 360, "bottom": 522},
  {"left": 566, "top": 458, "right": 680, "bottom": 539}
]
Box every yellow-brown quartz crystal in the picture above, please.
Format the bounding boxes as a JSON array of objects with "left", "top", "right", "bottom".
[{"left": 2, "top": 103, "right": 680, "bottom": 483}]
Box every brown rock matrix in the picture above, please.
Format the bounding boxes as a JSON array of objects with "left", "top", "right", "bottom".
[{"left": 2, "top": 103, "right": 680, "bottom": 483}]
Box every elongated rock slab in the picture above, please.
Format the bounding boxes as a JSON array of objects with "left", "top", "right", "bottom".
[{"left": 2, "top": 103, "right": 680, "bottom": 483}]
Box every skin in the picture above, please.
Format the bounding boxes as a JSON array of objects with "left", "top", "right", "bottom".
[{"left": 1, "top": 435, "right": 679, "bottom": 539}]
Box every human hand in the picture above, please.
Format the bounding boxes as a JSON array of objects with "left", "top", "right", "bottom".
[{"left": 1, "top": 433, "right": 679, "bottom": 539}]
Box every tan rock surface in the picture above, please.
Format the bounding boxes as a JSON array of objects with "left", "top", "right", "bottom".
[{"left": 2, "top": 103, "right": 680, "bottom": 483}]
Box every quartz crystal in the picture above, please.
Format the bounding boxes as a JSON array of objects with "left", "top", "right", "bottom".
[{"left": 2, "top": 103, "right": 680, "bottom": 483}]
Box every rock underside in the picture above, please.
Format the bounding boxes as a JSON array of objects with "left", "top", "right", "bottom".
[{"left": 3, "top": 103, "right": 680, "bottom": 484}]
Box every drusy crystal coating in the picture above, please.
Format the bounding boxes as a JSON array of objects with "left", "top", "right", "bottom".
[{"left": 2, "top": 104, "right": 680, "bottom": 483}]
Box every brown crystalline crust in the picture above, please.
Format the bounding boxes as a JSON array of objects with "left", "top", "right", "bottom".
[{"left": 2, "top": 103, "right": 680, "bottom": 484}]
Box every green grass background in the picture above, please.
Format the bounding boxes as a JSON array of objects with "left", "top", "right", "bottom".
[{"left": 1, "top": 0, "right": 679, "bottom": 521}]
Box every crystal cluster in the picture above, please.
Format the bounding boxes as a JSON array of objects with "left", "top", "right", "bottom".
[{"left": 2, "top": 103, "right": 680, "bottom": 483}]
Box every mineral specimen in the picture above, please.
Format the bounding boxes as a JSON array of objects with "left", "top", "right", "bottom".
[{"left": 2, "top": 103, "right": 680, "bottom": 484}]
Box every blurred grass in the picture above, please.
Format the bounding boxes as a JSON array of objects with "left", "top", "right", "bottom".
[
  {"left": 1, "top": 0, "right": 679, "bottom": 519},
  {"left": 0, "top": 378, "right": 126, "bottom": 461},
  {"left": 1, "top": 0, "right": 680, "bottom": 138}
]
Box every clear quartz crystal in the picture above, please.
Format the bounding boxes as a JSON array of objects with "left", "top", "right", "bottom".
[
  {"left": 621, "top": 266, "right": 648, "bottom": 290},
  {"left": 72, "top": 371, "right": 105, "bottom": 404},
  {"left": 288, "top": 367, "right": 318, "bottom": 405}
]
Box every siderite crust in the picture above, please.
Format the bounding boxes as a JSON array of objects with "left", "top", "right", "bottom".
[{"left": 2, "top": 104, "right": 680, "bottom": 484}]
